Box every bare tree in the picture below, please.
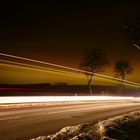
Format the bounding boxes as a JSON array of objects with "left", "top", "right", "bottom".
[
  {"left": 122, "top": 23, "right": 140, "bottom": 50},
  {"left": 114, "top": 59, "right": 133, "bottom": 92},
  {"left": 80, "top": 48, "right": 109, "bottom": 95}
]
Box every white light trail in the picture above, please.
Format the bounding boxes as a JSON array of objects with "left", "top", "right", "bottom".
[
  {"left": 0, "top": 59, "right": 84, "bottom": 77},
  {"left": 0, "top": 52, "right": 140, "bottom": 86},
  {"left": 0, "top": 96, "right": 140, "bottom": 104}
]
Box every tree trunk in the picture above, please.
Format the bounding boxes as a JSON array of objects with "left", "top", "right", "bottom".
[
  {"left": 120, "top": 76, "right": 125, "bottom": 94},
  {"left": 88, "top": 74, "right": 93, "bottom": 95}
]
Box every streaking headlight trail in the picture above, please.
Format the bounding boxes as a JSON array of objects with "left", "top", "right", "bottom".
[
  {"left": 0, "top": 52, "right": 140, "bottom": 86},
  {"left": 0, "top": 96, "right": 140, "bottom": 104}
]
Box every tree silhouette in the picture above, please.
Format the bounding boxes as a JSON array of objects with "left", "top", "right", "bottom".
[
  {"left": 114, "top": 59, "right": 133, "bottom": 92},
  {"left": 122, "top": 23, "right": 140, "bottom": 50},
  {"left": 80, "top": 48, "right": 109, "bottom": 95}
]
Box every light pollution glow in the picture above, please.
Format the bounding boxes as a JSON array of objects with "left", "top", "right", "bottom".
[
  {"left": 1, "top": 62, "right": 140, "bottom": 88},
  {"left": 0, "top": 53, "right": 140, "bottom": 87}
]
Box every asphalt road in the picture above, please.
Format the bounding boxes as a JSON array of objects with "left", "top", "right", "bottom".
[{"left": 0, "top": 100, "right": 140, "bottom": 140}]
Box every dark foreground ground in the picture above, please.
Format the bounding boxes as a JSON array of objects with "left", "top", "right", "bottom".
[
  {"left": 0, "top": 100, "right": 139, "bottom": 140},
  {"left": 33, "top": 111, "right": 140, "bottom": 140}
]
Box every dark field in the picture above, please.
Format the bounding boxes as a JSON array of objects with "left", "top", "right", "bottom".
[{"left": 0, "top": 84, "right": 140, "bottom": 97}]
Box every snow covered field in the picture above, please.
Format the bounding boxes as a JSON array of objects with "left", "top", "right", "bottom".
[{"left": 31, "top": 111, "right": 140, "bottom": 140}]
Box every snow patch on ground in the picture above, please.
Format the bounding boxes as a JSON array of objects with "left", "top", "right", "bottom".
[{"left": 31, "top": 111, "right": 140, "bottom": 140}]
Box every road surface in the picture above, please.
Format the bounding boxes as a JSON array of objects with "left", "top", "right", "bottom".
[{"left": 0, "top": 100, "right": 140, "bottom": 140}]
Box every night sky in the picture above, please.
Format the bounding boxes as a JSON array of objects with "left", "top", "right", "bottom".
[{"left": 0, "top": 1, "right": 140, "bottom": 84}]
